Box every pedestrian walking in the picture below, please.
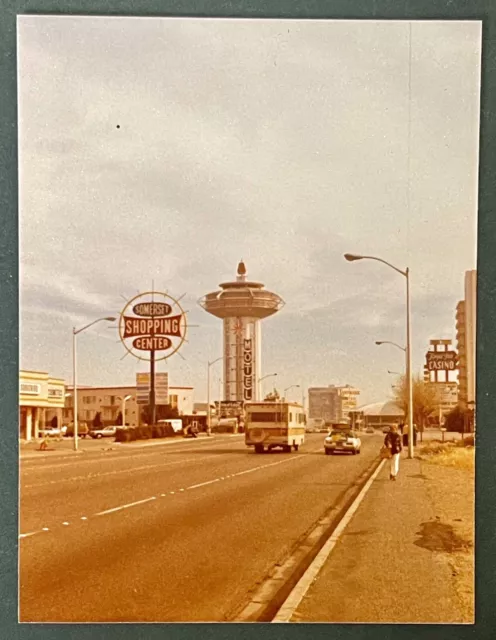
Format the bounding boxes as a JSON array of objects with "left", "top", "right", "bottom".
[{"left": 384, "top": 424, "right": 402, "bottom": 480}]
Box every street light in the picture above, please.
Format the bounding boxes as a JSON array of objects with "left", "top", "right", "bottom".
[
  {"left": 345, "top": 253, "right": 413, "bottom": 458},
  {"left": 116, "top": 394, "right": 133, "bottom": 427},
  {"left": 283, "top": 384, "right": 300, "bottom": 401},
  {"left": 73, "top": 316, "right": 116, "bottom": 451},
  {"left": 258, "top": 373, "right": 278, "bottom": 400},
  {"left": 375, "top": 340, "right": 406, "bottom": 352},
  {"left": 207, "top": 357, "right": 223, "bottom": 436},
  {"left": 387, "top": 370, "right": 402, "bottom": 376}
]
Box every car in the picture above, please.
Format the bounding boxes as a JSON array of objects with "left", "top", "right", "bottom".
[
  {"left": 382, "top": 426, "right": 391, "bottom": 434},
  {"left": 324, "top": 430, "right": 361, "bottom": 455},
  {"left": 38, "top": 427, "right": 62, "bottom": 438},
  {"left": 90, "top": 426, "right": 118, "bottom": 439},
  {"left": 365, "top": 427, "right": 375, "bottom": 434}
]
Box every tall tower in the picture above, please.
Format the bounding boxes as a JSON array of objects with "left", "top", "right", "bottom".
[{"left": 199, "top": 261, "right": 284, "bottom": 402}]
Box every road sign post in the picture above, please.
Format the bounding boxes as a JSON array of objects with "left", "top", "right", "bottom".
[{"left": 119, "top": 292, "right": 187, "bottom": 426}]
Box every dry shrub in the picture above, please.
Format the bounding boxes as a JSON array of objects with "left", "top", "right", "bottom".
[{"left": 418, "top": 441, "right": 474, "bottom": 470}]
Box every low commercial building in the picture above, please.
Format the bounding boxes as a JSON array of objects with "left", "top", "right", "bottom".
[
  {"left": 19, "top": 370, "right": 66, "bottom": 440},
  {"left": 349, "top": 400, "right": 404, "bottom": 430},
  {"left": 63, "top": 385, "right": 194, "bottom": 427},
  {"left": 429, "top": 382, "right": 459, "bottom": 422}
]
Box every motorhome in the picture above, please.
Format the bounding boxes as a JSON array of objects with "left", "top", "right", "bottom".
[{"left": 244, "top": 402, "right": 306, "bottom": 453}]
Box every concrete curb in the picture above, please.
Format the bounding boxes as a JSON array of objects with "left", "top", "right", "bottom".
[{"left": 234, "top": 455, "right": 384, "bottom": 622}]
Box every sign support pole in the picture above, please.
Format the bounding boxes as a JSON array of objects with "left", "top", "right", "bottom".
[{"left": 150, "top": 349, "right": 156, "bottom": 426}]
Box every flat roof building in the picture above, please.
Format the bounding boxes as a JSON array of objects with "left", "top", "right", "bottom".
[
  {"left": 64, "top": 385, "right": 194, "bottom": 427},
  {"left": 19, "top": 369, "right": 66, "bottom": 440}
]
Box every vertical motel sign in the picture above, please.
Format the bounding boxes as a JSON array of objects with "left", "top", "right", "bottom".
[{"left": 119, "top": 292, "right": 187, "bottom": 425}]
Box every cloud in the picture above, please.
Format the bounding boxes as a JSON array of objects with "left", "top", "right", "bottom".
[{"left": 18, "top": 16, "right": 479, "bottom": 404}]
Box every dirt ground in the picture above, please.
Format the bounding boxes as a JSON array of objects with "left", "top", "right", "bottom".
[{"left": 419, "top": 456, "right": 475, "bottom": 623}]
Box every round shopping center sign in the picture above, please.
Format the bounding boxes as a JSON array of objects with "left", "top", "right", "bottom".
[{"left": 118, "top": 291, "right": 188, "bottom": 362}]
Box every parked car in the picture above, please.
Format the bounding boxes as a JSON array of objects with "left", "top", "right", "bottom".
[
  {"left": 38, "top": 427, "right": 62, "bottom": 437},
  {"left": 382, "top": 426, "right": 391, "bottom": 434},
  {"left": 365, "top": 427, "right": 375, "bottom": 434},
  {"left": 90, "top": 426, "right": 119, "bottom": 439},
  {"left": 324, "top": 430, "right": 361, "bottom": 455}
]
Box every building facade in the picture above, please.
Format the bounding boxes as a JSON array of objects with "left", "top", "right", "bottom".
[
  {"left": 456, "top": 270, "right": 477, "bottom": 408},
  {"left": 19, "top": 370, "right": 66, "bottom": 440},
  {"left": 63, "top": 385, "right": 194, "bottom": 426},
  {"left": 308, "top": 385, "right": 360, "bottom": 423}
]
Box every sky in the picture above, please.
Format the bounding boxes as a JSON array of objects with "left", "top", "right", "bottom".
[{"left": 18, "top": 16, "right": 481, "bottom": 405}]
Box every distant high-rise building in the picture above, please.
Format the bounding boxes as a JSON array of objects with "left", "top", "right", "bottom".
[
  {"left": 456, "top": 270, "right": 477, "bottom": 408},
  {"left": 308, "top": 385, "right": 360, "bottom": 423},
  {"left": 456, "top": 300, "right": 467, "bottom": 405}
]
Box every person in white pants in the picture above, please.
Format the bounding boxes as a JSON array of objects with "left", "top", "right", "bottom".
[{"left": 384, "top": 424, "right": 403, "bottom": 480}]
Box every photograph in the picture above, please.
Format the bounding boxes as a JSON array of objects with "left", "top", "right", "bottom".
[{"left": 18, "top": 15, "right": 479, "bottom": 623}]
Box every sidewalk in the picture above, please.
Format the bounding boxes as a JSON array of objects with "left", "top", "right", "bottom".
[{"left": 289, "top": 455, "right": 474, "bottom": 623}]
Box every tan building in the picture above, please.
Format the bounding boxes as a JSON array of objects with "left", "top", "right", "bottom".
[
  {"left": 456, "top": 270, "right": 477, "bottom": 408},
  {"left": 429, "top": 382, "right": 459, "bottom": 422},
  {"left": 63, "top": 385, "right": 194, "bottom": 427},
  {"left": 19, "top": 370, "right": 66, "bottom": 440},
  {"left": 308, "top": 385, "right": 360, "bottom": 423}
]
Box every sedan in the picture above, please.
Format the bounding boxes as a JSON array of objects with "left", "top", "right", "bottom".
[
  {"left": 365, "top": 427, "right": 375, "bottom": 434},
  {"left": 324, "top": 430, "right": 361, "bottom": 455},
  {"left": 90, "top": 426, "right": 118, "bottom": 439},
  {"left": 38, "top": 427, "right": 61, "bottom": 438}
]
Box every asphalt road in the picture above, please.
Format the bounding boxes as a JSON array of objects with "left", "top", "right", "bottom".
[{"left": 20, "top": 432, "right": 383, "bottom": 622}]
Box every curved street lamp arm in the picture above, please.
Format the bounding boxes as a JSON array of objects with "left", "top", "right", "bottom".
[
  {"left": 376, "top": 340, "right": 406, "bottom": 352},
  {"left": 74, "top": 316, "right": 115, "bottom": 335},
  {"left": 358, "top": 255, "right": 407, "bottom": 277},
  {"left": 208, "top": 356, "right": 224, "bottom": 367}
]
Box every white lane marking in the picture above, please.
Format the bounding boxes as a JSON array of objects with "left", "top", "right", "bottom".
[
  {"left": 23, "top": 450, "right": 307, "bottom": 532},
  {"left": 95, "top": 496, "right": 157, "bottom": 516},
  {"left": 170, "top": 491, "right": 175, "bottom": 495},
  {"left": 42, "top": 527, "right": 49, "bottom": 531},
  {"left": 22, "top": 455, "right": 222, "bottom": 489},
  {"left": 81, "top": 517, "right": 87, "bottom": 521},
  {"left": 272, "top": 459, "right": 386, "bottom": 623},
  {"left": 20, "top": 438, "right": 245, "bottom": 473},
  {"left": 187, "top": 478, "right": 221, "bottom": 490},
  {"left": 19, "top": 531, "right": 42, "bottom": 539},
  {"left": 62, "top": 522, "right": 70, "bottom": 526}
]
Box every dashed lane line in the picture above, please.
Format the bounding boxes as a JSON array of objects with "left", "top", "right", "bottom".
[
  {"left": 19, "top": 452, "right": 307, "bottom": 539},
  {"left": 95, "top": 496, "right": 157, "bottom": 517},
  {"left": 187, "top": 478, "right": 221, "bottom": 490},
  {"left": 22, "top": 454, "right": 223, "bottom": 489},
  {"left": 20, "top": 438, "right": 246, "bottom": 472}
]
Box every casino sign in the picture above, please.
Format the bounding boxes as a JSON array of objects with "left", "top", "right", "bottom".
[{"left": 119, "top": 291, "right": 187, "bottom": 361}]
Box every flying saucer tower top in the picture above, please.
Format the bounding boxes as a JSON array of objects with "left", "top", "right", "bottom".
[{"left": 200, "top": 261, "right": 284, "bottom": 402}]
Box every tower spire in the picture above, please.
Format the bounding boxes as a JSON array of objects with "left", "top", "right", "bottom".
[{"left": 237, "top": 260, "right": 247, "bottom": 282}]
